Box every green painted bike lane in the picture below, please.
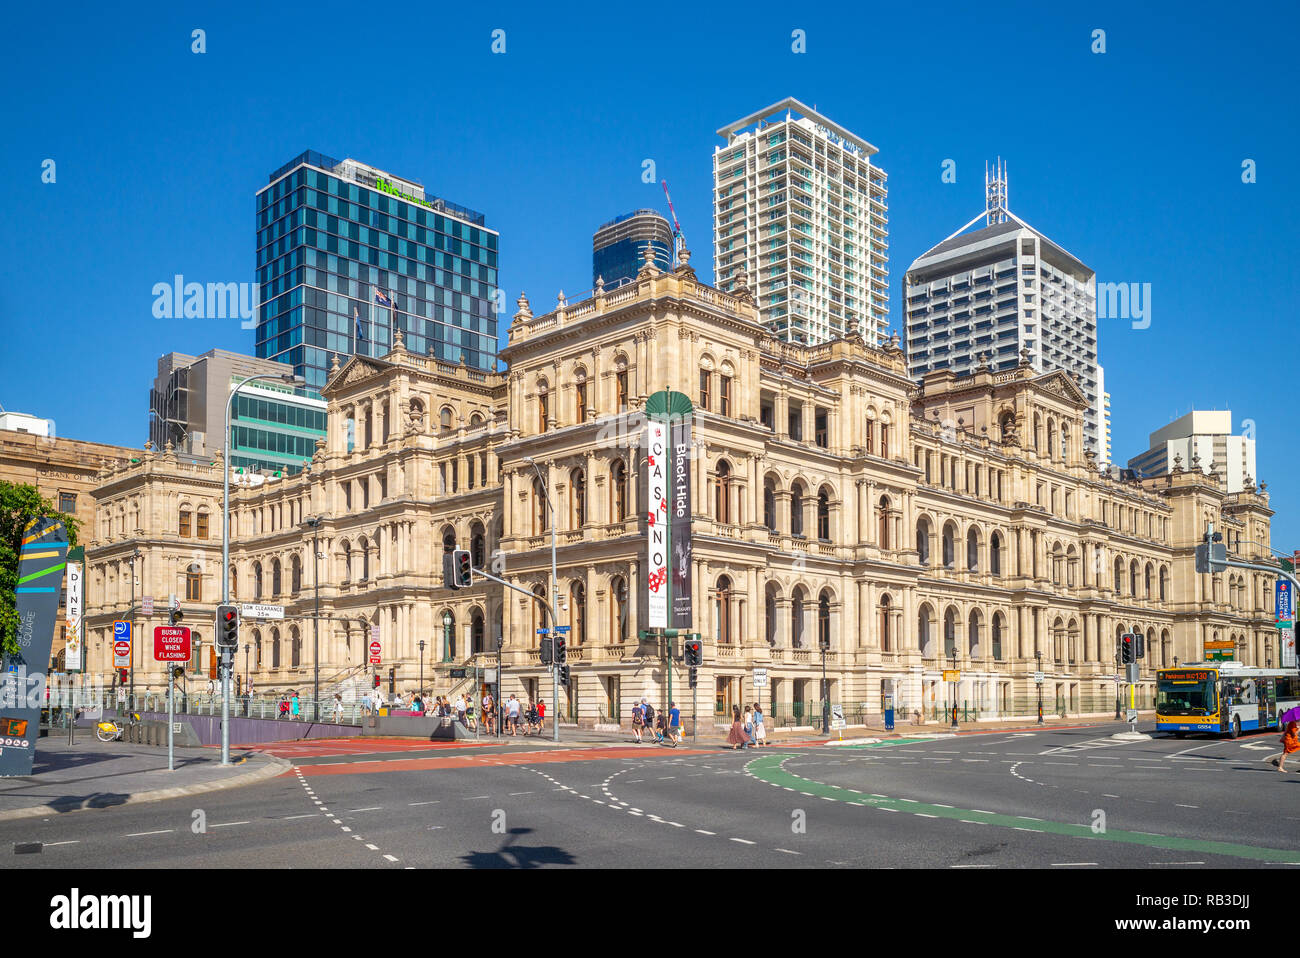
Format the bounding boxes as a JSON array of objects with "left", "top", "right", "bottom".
[{"left": 746, "top": 752, "right": 1300, "bottom": 864}]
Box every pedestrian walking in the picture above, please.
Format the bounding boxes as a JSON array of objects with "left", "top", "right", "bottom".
[
  {"left": 631, "top": 700, "right": 645, "bottom": 743},
  {"left": 278, "top": 696, "right": 290, "bottom": 720},
  {"left": 457, "top": 694, "right": 467, "bottom": 725},
  {"left": 507, "top": 694, "right": 521, "bottom": 735},
  {"left": 743, "top": 704, "right": 756, "bottom": 747},
  {"left": 668, "top": 701, "right": 681, "bottom": 745},
  {"left": 1271, "top": 720, "right": 1300, "bottom": 772},
  {"left": 753, "top": 702, "right": 767, "bottom": 746},
  {"left": 535, "top": 696, "right": 545, "bottom": 735},
  {"left": 361, "top": 689, "right": 372, "bottom": 718},
  {"left": 726, "top": 705, "right": 747, "bottom": 750},
  {"left": 642, "top": 700, "right": 656, "bottom": 740},
  {"left": 482, "top": 691, "right": 495, "bottom": 734},
  {"left": 333, "top": 693, "right": 344, "bottom": 724},
  {"left": 291, "top": 691, "right": 301, "bottom": 721}
]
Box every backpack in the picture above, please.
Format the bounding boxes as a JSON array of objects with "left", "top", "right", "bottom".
[{"left": 643, "top": 705, "right": 655, "bottom": 724}]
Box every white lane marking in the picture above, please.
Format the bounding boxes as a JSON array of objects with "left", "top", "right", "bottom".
[
  {"left": 507, "top": 791, "right": 533, "bottom": 796},
  {"left": 730, "top": 838, "right": 756, "bottom": 845},
  {"left": 464, "top": 795, "right": 491, "bottom": 800},
  {"left": 282, "top": 814, "right": 318, "bottom": 820},
  {"left": 126, "top": 830, "right": 173, "bottom": 837},
  {"left": 348, "top": 807, "right": 383, "bottom": 812},
  {"left": 210, "top": 822, "right": 250, "bottom": 828},
  {"left": 1051, "top": 862, "right": 1098, "bottom": 867},
  {"left": 43, "top": 840, "right": 80, "bottom": 846},
  {"left": 341, "top": 827, "right": 352, "bottom": 832},
  {"left": 408, "top": 801, "right": 439, "bottom": 806},
  {"left": 695, "top": 829, "right": 715, "bottom": 835},
  {"left": 775, "top": 848, "right": 801, "bottom": 855},
  {"left": 1175, "top": 804, "right": 1199, "bottom": 809},
  {"left": 1102, "top": 794, "right": 1120, "bottom": 798},
  {"left": 383, "top": 854, "right": 399, "bottom": 862},
  {"left": 365, "top": 843, "right": 379, "bottom": 850},
  {"left": 1150, "top": 861, "right": 1205, "bottom": 865}
]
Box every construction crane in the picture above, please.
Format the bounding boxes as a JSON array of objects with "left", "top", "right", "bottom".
[{"left": 660, "top": 179, "right": 686, "bottom": 266}]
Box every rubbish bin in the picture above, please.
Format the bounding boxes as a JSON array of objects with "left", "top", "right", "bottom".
[{"left": 883, "top": 694, "right": 894, "bottom": 731}]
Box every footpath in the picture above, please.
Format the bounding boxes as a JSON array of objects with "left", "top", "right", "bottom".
[{"left": 0, "top": 736, "right": 290, "bottom": 822}]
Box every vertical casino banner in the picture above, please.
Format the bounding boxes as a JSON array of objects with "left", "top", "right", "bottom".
[
  {"left": 1, "top": 517, "right": 69, "bottom": 776},
  {"left": 670, "top": 416, "right": 692, "bottom": 630},
  {"left": 643, "top": 389, "right": 695, "bottom": 638},
  {"left": 646, "top": 420, "right": 669, "bottom": 629}
]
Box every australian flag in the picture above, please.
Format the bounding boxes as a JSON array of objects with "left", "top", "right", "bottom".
[
  {"left": 374, "top": 290, "right": 392, "bottom": 308},
  {"left": 354, "top": 305, "right": 364, "bottom": 341}
]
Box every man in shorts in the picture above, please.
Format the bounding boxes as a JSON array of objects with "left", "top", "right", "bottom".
[
  {"left": 668, "top": 701, "right": 682, "bottom": 745},
  {"left": 631, "top": 700, "right": 645, "bottom": 743},
  {"left": 507, "top": 694, "right": 521, "bottom": 735}
]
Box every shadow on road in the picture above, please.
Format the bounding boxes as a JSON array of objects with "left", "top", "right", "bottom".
[{"left": 460, "top": 827, "right": 576, "bottom": 869}]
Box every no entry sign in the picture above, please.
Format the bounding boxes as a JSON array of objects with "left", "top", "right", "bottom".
[
  {"left": 369, "top": 640, "right": 381, "bottom": 665},
  {"left": 153, "top": 625, "right": 192, "bottom": 661}
]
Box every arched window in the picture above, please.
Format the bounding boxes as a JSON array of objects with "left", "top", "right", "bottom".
[
  {"left": 816, "top": 488, "right": 831, "bottom": 541},
  {"left": 791, "top": 589, "right": 805, "bottom": 648},
  {"left": 1129, "top": 560, "right": 1138, "bottom": 596},
  {"left": 440, "top": 406, "right": 453, "bottom": 430},
  {"left": 791, "top": 484, "right": 805, "bottom": 537},
  {"left": 878, "top": 496, "right": 891, "bottom": 549},
  {"left": 1145, "top": 563, "right": 1153, "bottom": 599},
  {"left": 943, "top": 607, "right": 958, "bottom": 658},
  {"left": 611, "top": 576, "right": 629, "bottom": 643},
  {"left": 253, "top": 561, "right": 264, "bottom": 600},
  {"left": 879, "top": 594, "right": 891, "bottom": 650},
  {"left": 763, "top": 478, "right": 777, "bottom": 532},
  {"left": 533, "top": 477, "right": 548, "bottom": 535},
  {"left": 879, "top": 421, "right": 890, "bottom": 458},
  {"left": 991, "top": 613, "right": 1004, "bottom": 661},
  {"left": 570, "top": 581, "right": 586, "bottom": 645},
  {"left": 471, "top": 522, "right": 486, "bottom": 568},
  {"left": 716, "top": 576, "right": 734, "bottom": 645},
  {"left": 818, "top": 591, "right": 832, "bottom": 650},
  {"left": 272, "top": 558, "right": 282, "bottom": 596},
  {"left": 1113, "top": 556, "right": 1124, "bottom": 593},
  {"left": 471, "top": 609, "right": 485, "bottom": 655},
  {"left": 359, "top": 537, "right": 370, "bottom": 581},
  {"left": 715, "top": 461, "right": 732, "bottom": 524},
  {"left": 271, "top": 628, "right": 282, "bottom": 669},
  {"left": 1159, "top": 566, "right": 1169, "bottom": 601},
  {"left": 185, "top": 563, "right": 202, "bottom": 602},
  {"left": 229, "top": 565, "right": 238, "bottom": 600},
  {"left": 916, "top": 602, "right": 931, "bottom": 657},
  {"left": 537, "top": 386, "right": 549, "bottom": 433},
  {"left": 611, "top": 459, "right": 628, "bottom": 522},
  {"left": 765, "top": 586, "right": 778, "bottom": 646},
  {"left": 291, "top": 627, "right": 301, "bottom": 668},
  {"left": 291, "top": 554, "right": 302, "bottom": 594},
  {"left": 571, "top": 469, "right": 586, "bottom": 528},
  {"left": 990, "top": 533, "right": 1002, "bottom": 576},
  {"left": 942, "top": 523, "right": 956, "bottom": 570},
  {"left": 968, "top": 609, "right": 982, "bottom": 657},
  {"left": 253, "top": 629, "right": 263, "bottom": 668},
  {"left": 916, "top": 517, "right": 932, "bottom": 565},
  {"left": 966, "top": 528, "right": 979, "bottom": 573},
  {"left": 179, "top": 508, "right": 192, "bottom": 538}
]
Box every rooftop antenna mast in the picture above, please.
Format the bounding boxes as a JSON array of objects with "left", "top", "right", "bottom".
[
  {"left": 661, "top": 179, "right": 685, "bottom": 266},
  {"left": 985, "top": 157, "right": 1008, "bottom": 226}
]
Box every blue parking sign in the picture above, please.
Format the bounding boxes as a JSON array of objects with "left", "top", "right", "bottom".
[{"left": 114, "top": 621, "right": 132, "bottom": 641}]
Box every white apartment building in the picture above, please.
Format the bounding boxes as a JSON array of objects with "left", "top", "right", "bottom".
[
  {"left": 904, "top": 163, "right": 1110, "bottom": 464},
  {"left": 1128, "top": 410, "right": 1257, "bottom": 493},
  {"left": 713, "top": 98, "right": 889, "bottom": 346}
]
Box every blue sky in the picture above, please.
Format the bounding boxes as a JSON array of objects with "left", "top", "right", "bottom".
[{"left": 2, "top": 1, "right": 1297, "bottom": 545}]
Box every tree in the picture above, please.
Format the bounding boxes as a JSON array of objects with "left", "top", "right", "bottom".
[{"left": 1, "top": 482, "right": 80, "bottom": 657}]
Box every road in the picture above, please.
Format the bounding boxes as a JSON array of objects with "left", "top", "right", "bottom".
[{"left": 4, "top": 723, "right": 1298, "bottom": 868}]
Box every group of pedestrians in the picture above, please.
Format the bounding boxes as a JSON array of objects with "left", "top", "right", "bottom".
[
  {"left": 630, "top": 698, "right": 682, "bottom": 746},
  {"left": 726, "top": 703, "right": 768, "bottom": 749}
]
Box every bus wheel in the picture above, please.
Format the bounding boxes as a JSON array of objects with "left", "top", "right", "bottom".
[
  {"left": 1173, "top": 731, "right": 1187, "bottom": 739},
  {"left": 1229, "top": 716, "right": 1241, "bottom": 739}
]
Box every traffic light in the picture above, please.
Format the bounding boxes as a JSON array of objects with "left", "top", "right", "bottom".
[
  {"left": 388, "top": 667, "right": 395, "bottom": 694},
  {"left": 688, "top": 666, "right": 698, "bottom": 689},
  {"left": 554, "top": 634, "right": 567, "bottom": 666},
  {"left": 539, "top": 635, "right": 553, "bottom": 666},
  {"left": 1121, "top": 633, "right": 1135, "bottom": 665},
  {"left": 1134, "top": 632, "right": 1145, "bottom": 660},
  {"left": 684, "top": 638, "right": 702, "bottom": 667},
  {"left": 446, "top": 549, "right": 472, "bottom": 589},
  {"left": 169, "top": 602, "right": 184, "bottom": 626},
  {"left": 374, "top": 674, "right": 381, "bottom": 689},
  {"left": 117, "top": 668, "right": 128, "bottom": 684},
  {"left": 216, "top": 605, "right": 239, "bottom": 650},
  {"left": 557, "top": 665, "right": 571, "bottom": 686}
]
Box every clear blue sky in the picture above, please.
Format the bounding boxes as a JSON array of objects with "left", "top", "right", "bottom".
[{"left": 2, "top": 1, "right": 1296, "bottom": 546}]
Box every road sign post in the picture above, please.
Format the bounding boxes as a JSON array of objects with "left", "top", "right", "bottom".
[{"left": 153, "top": 626, "right": 190, "bottom": 772}]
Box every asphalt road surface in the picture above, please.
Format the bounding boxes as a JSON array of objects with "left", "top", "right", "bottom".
[{"left": 4, "top": 723, "right": 1298, "bottom": 868}]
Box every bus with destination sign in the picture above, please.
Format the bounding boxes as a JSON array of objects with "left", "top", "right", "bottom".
[{"left": 1155, "top": 664, "right": 1300, "bottom": 738}]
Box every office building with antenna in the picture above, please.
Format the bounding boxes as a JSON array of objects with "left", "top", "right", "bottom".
[
  {"left": 904, "top": 160, "right": 1110, "bottom": 464},
  {"left": 713, "top": 98, "right": 890, "bottom": 346}
]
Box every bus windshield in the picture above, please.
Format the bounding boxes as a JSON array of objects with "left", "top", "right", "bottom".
[{"left": 1156, "top": 671, "right": 1217, "bottom": 716}]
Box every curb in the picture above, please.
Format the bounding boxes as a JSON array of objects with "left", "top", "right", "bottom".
[{"left": 0, "top": 753, "right": 293, "bottom": 823}]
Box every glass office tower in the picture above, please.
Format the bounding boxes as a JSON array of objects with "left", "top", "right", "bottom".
[
  {"left": 256, "top": 151, "right": 500, "bottom": 389},
  {"left": 592, "top": 210, "right": 673, "bottom": 288}
]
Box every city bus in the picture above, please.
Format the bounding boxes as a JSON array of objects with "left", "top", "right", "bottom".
[{"left": 1155, "top": 663, "right": 1300, "bottom": 738}]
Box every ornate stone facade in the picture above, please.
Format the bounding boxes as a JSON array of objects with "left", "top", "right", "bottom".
[{"left": 82, "top": 261, "right": 1278, "bottom": 724}]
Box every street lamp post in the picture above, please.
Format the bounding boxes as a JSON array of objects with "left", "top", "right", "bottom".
[
  {"left": 1035, "top": 649, "right": 1044, "bottom": 724},
  {"left": 243, "top": 643, "right": 250, "bottom": 714},
  {"left": 524, "top": 456, "right": 560, "bottom": 743},
  {"left": 443, "top": 611, "right": 453, "bottom": 664},
  {"left": 223, "top": 371, "right": 303, "bottom": 765},
  {"left": 305, "top": 517, "right": 323, "bottom": 722},
  {"left": 128, "top": 548, "right": 141, "bottom": 711},
  {"left": 419, "top": 639, "right": 425, "bottom": 698},
  {"left": 949, "top": 649, "right": 959, "bottom": 729},
  {"left": 820, "top": 642, "right": 829, "bottom": 734}
]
